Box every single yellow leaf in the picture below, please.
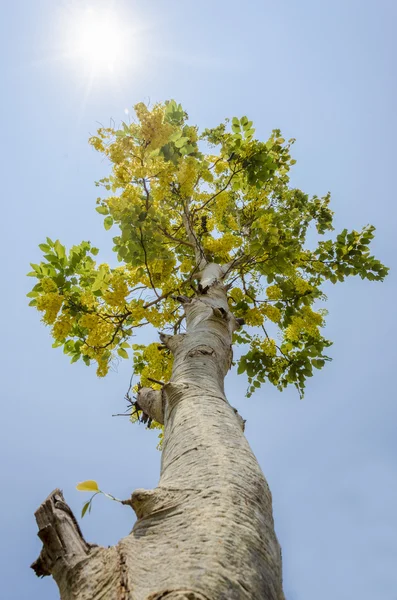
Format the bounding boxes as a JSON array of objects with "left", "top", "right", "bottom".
[{"left": 76, "top": 480, "right": 100, "bottom": 492}]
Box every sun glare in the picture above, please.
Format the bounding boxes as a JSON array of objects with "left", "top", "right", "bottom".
[{"left": 65, "top": 7, "right": 128, "bottom": 74}]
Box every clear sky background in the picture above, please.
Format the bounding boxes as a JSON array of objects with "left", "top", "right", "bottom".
[{"left": 1, "top": 1, "right": 396, "bottom": 598}]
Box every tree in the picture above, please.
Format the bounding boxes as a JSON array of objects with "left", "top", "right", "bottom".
[{"left": 28, "top": 101, "right": 388, "bottom": 600}]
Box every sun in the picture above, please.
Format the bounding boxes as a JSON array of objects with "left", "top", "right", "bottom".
[{"left": 64, "top": 7, "right": 128, "bottom": 74}]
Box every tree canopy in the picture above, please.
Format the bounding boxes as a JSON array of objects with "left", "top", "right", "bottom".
[{"left": 28, "top": 100, "right": 388, "bottom": 406}]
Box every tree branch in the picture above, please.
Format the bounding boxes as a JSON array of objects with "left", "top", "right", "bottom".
[
  {"left": 194, "top": 166, "right": 244, "bottom": 213},
  {"left": 31, "top": 489, "right": 91, "bottom": 578},
  {"left": 139, "top": 227, "right": 160, "bottom": 297}
]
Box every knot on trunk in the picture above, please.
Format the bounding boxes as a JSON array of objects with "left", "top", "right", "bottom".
[
  {"left": 137, "top": 387, "right": 164, "bottom": 425},
  {"left": 159, "top": 332, "right": 185, "bottom": 352},
  {"left": 232, "top": 407, "right": 246, "bottom": 432},
  {"left": 128, "top": 487, "right": 190, "bottom": 520},
  {"left": 147, "top": 590, "right": 211, "bottom": 600},
  {"left": 186, "top": 345, "right": 215, "bottom": 358}
]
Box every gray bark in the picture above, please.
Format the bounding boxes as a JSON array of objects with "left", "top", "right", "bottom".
[{"left": 32, "top": 263, "right": 285, "bottom": 599}]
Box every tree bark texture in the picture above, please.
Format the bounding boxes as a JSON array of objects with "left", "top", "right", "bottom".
[{"left": 32, "top": 264, "right": 285, "bottom": 599}]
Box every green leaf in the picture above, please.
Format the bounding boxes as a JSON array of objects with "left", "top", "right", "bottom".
[
  {"left": 104, "top": 216, "right": 114, "bottom": 231},
  {"left": 183, "top": 144, "right": 195, "bottom": 155},
  {"left": 174, "top": 136, "right": 189, "bottom": 148},
  {"left": 39, "top": 243, "right": 50, "bottom": 252},
  {"left": 117, "top": 348, "right": 129, "bottom": 359},
  {"left": 30, "top": 263, "right": 42, "bottom": 274},
  {"left": 245, "top": 128, "right": 255, "bottom": 139},
  {"left": 312, "top": 359, "right": 325, "bottom": 369},
  {"left": 54, "top": 240, "right": 66, "bottom": 260},
  {"left": 169, "top": 129, "right": 182, "bottom": 142},
  {"left": 96, "top": 206, "right": 109, "bottom": 215},
  {"left": 81, "top": 501, "right": 91, "bottom": 518}
]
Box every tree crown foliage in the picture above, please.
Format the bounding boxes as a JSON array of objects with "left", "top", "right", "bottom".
[{"left": 28, "top": 100, "right": 388, "bottom": 404}]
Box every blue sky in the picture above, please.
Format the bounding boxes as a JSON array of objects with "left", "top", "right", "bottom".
[{"left": 1, "top": 1, "right": 396, "bottom": 598}]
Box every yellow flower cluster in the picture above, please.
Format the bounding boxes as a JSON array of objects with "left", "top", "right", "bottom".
[
  {"left": 80, "top": 291, "right": 97, "bottom": 309},
  {"left": 214, "top": 159, "right": 228, "bottom": 174},
  {"left": 114, "top": 163, "right": 132, "bottom": 185},
  {"left": 261, "top": 338, "right": 277, "bottom": 357},
  {"left": 41, "top": 277, "right": 57, "bottom": 293},
  {"left": 284, "top": 306, "right": 323, "bottom": 341},
  {"left": 244, "top": 307, "right": 264, "bottom": 326},
  {"left": 312, "top": 261, "right": 325, "bottom": 273},
  {"left": 262, "top": 305, "right": 281, "bottom": 323},
  {"left": 127, "top": 299, "right": 147, "bottom": 322},
  {"left": 184, "top": 125, "right": 198, "bottom": 143},
  {"left": 80, "top": 314, "right": 114, "bottom": 348},
  {"left": 204, "top": 232, "right": 240, "bottom": 260},
  {"left": 103, "top": 273, "right": 129, "bottom": 308},
  {"left": 96, "top": 357, "right": 109, "bottom": 378},
  {"left": 134, "top": 103, "right": 174, "bottom": 150},
  {"left": 139, "top": 343, "right": 173, "bottom": 388},
  {"left": 294, "top": 278, "right": 311, "bottom": 295},
  {"left": 226, "top": 213, "right": 239, "bottom": 230},
  {"left": 36, "top": 292, "right": 63, "bottom": 324},
  {"left": 257, "top": 213, "right": 273, "bottom": 233},
  {"left": 179, "top": 256, "right": 195, "bottom": 273},
  {"left": 107, "top": 143, "right": 124, "bottom": 164},
  {"left": 212, "top": 191, "right": 230, "bottom": 223},
  {"left": 200, "top": 168, "right": 214, "bottom": 183},
  {"left": 52, "top": 313, "right": 73, "bottom": 341},
  {"left": 142, "top": 257, "right": 176, "bottom": 288},
  {"left": 229, "top": 287, "right": 244, "bottom": 302},
  {"left": 145, "top": 307, "right": 166, "bottom": 328},
  {"left": 89, "top": 136, "right": 105, "bottom": 152},
  {"left": 301, "top": 306, "right": 323, "bottom": 327},
  {"left": 266, "top": 285, "right": 282, "bottom": 300},
  {"left": 177, "top": 158, "right": 198, "bottom": 197}
]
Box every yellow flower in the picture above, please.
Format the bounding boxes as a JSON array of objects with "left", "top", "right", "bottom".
[
  {"left": 52, "top": 314, "right": 73, "bottom": 341},
  {"left": 36, "top": 292, "right": 63, "bottom": 324},
  {"left": 261, "top": 338, "right": 277, "bottom": 357},
  {"left": 103, "top": 273, "right": 129, "bottom": 308},
  {"left": 204, "top": 232, "right": 241, "bottom": 261},
  {"left": 134, "top": 103, "right": 174, "bottom": 150},
  {"left": 179, "top": 256, "right": 194, "bottom": 273},
  {"left": 294, "top": 278, "right": 311, "bottom": 295},
  {"left": 284, "top": 307, "right": 323, "bottom": 341},
  {"left": 89, "top": 136, "right": 105, "bottom": 152},
  {"left": 262, "top": 305, "right": 281, "bottom": 323},
  {"left": 244, "top": 307, "right": 264, "bottom": 326},
  {"left": 229, "top": 287, "right": 244, "bottom": 302},
  {"left": 214, "top": 160, "right": 228, "bottom": 174},
  {"left": 139, "top": 343, "right": 173, "bottom": 387},
  {"left": 41, "top": 277, "right": 58, "bottom": 293},
  {"left": 177, "top": 158, "right": 198, "bottom": 197},
  {"left": 266, "top": 285, "right": 282, "bottom": 300}
]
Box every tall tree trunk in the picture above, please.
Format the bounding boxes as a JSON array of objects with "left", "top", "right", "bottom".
[{"left": 32, "top": 264, "right": 285, "bottom": 600}]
